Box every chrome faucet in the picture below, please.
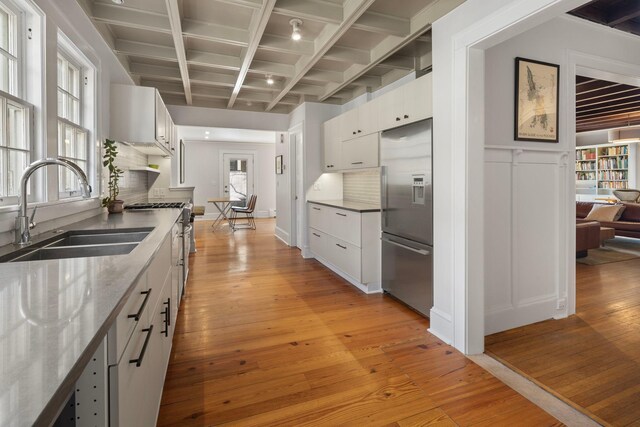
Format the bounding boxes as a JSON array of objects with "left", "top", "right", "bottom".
[{"left": 15, "top": 157, "right": 92, "bottom": 246}]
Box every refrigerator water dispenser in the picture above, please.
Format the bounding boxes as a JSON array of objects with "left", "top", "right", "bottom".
[{"left": 412, "top": 175, "right": 425, "bottom": 205}]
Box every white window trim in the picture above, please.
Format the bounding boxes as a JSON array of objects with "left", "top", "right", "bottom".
[{"left": 57, "top": 31, "right": 96, "bottom": 199}]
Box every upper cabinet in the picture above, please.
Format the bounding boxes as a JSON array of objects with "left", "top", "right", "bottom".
[
  {"left": 322, "top": 73, "right": 432, "bottom": 172},
  {"left": 378, "top": 73, "right": 432, "bottom": 130},
  {"left": 110, "top": 84, "right": 175, "bottom": 156}
]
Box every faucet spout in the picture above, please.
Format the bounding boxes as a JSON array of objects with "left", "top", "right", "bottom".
[{"left": 15, "top": 157, "right": 92, "bottom": 246}]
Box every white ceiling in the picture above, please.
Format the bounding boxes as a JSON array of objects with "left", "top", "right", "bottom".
[
  {"left": 179, "top": 126, "right": 276, "bottom": 143},
  {"left": 76, "top": 0, "right": 464, "bottom": 113}
]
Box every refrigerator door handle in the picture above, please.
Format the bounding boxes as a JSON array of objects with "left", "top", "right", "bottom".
[
  {"left": 382, "top": 236, "right": 430, "bottom": 256},
  {"left": 381, "top": 166, "right": 388, "bottom": 228}
]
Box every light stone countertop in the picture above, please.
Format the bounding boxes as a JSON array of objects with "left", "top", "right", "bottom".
[
  {"left": 307, "top": 199, "right": 380, "bottom": 213},
  {"left": 0, "top": 209, "right": 182, "bottom": 427}
]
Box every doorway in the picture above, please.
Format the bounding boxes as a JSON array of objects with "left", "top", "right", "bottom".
[
  {"left": 288, "top": 123, "right": 304, "bottom": 250},
  {"left": 222, "top": 153, "right": 254, "bottom": 205}
]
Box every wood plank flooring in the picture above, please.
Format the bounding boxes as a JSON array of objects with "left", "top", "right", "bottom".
[
  {"left": 158, "top": 219, "right": 560, "bottom": 426},
  {"left": 486, "top": 256, "right": 640, "bottom": 426}
]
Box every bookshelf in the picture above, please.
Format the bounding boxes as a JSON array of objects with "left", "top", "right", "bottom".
[{"left": 576, "top": 143, "right": 636, "bottom": 200}]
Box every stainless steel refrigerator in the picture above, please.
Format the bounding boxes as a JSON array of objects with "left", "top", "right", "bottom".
[{"left": 381, "top": 119, "right": 433, "bottom": 317}]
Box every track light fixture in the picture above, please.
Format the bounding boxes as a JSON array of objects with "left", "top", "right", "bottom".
[
  {"left": 290, "top": 19, "right": 302, "bottom": 41},
  {"left": 266, "top": 75, "right": 274, "bottom": 85}
]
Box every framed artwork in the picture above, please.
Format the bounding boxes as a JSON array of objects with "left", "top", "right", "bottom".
[
  {"left": 514, "top": 57, "right": 559, "bottom": 142},
  {"left": 179, "top": 140, "right": 185, "bottom": 184},
  {"left": 275, "top": 155, "right": 283, "bottom": 174}
]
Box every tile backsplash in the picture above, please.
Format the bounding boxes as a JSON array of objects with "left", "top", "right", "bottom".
[
  {"left": 107, "top": 143, "right": 149, "bottom": 204},
  {"left": 343, "top": 169, "right": 380, "bottom": 205}
]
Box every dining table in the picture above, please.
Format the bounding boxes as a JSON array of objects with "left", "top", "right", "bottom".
[{"left": 207, "top": 197, "right": 239, "bottom": 230}]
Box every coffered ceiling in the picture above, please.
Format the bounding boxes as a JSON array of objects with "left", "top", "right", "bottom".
[
  {"left": 576, "top": 76, "right": 640, "bottom": 133},
  {"left": 76, "top": 0, "right": 464, "bottom": 113}
]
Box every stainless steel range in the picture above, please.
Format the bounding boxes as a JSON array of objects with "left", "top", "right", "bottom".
[{"left": 124, "top": 202, "right": 193, "bottom": 296}]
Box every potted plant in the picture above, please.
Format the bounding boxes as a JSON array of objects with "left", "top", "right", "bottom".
[{"left": 102, "top": 139, "right": 125, "bottom": 214}]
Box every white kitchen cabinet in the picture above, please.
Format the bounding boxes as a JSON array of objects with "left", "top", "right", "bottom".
[
  {"left": 110, "top": 84, "right": 174, "bottom": 156},
  {"left": 378, "top": 73, "right": 432, "bottom": 130},
  {"left": 339, "top": 99, "right": 380, "bottom": 141},
  {"left": 308, "top": 202, "right": 381, "bottom": 293},
  {"left": 323, "top": 116, "right": 341, "bottom": 172},
  {"left": 341, "top": 133, "right": 379, "bottom": 170}
]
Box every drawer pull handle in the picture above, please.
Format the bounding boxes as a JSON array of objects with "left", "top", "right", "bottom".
[
  {"left": 351, "top": 162, "right": 363, "bottom": 165},
  {"left": 129, "top": 325, "right": 153, "bottom": 367},
  {"left": 128, "top": 289, "right": 152, "bottom": 321},
  {"left": 336, "top": 244, "right": 347, "bottom": 249},
  {"left": 165, "top": 298, "right": 171, "bottom": 326},
  {"left": 312, "top": 207, "right": 321, "bottom": 211},
  {"left": 336, "top": 213, "right": 347, "bottom": 217},
  {"left": 312, "top": 233, "right": 321, "bottom": 237}
]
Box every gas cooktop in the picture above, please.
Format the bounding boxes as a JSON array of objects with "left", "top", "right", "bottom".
[{"left": 124, "top": 202, "right": 185, "bottom": 210}]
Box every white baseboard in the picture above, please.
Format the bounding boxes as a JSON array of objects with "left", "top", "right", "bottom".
[
  {"left": 312, "top": 252, "right": 382, "bottom": 295},
  {"left": 274, "top": 226, "right": 290, "bottom": 246},
  {"left": 428, "top": 307, "right": 453, "bottom": 345}
]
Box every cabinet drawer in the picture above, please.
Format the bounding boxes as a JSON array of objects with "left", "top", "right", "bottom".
[
  {"left": 327, "top": 207, "right": 361, "bottom": 247},
  {"left": 309, "top": 228, "right": 327, "bottom": 258},
  {"left": 308, "top": 204, "right": 327, "bottom": 231},
  {"left": 107, "top": 271, "right": 150, "bottom": 365},
  {"left": 327, "top": 235, "right": 361, "bottom": 282}
]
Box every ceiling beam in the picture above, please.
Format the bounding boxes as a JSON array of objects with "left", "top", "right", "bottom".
[
  {"left": 324, "top": 45, "right": 370, "bottom": 65},
  {"left": 228, "top": 0, "right": 276, "bottom": 108},
  {"left": 182, "top": 19, "right": 249, "bottom": 46},
  {"left": 319, "top": 0, "right": 465, "bottom": 101},
  {"left": 352, "top": 11, "right": 410, "bottom": 37},
  {"left": 92, "top": 3, "right": 171, "bottom": 33},
  {"left": 165, "top": 0, "right": 192, "bottom": 105},
  {"left": 266, "top": 0, "right": 376, "bottom": 111},
  {"left": 607, "top": 1, "right": 640, "bottom": 26},
  {"left": 129, "top": 63, "right": 182, "bottom": 81},
  {"left": 272, "top": 0, "right": 343, "bottom": 24},
  {"left": 114, "top": 39, "right": 177, "bottom": 61}
]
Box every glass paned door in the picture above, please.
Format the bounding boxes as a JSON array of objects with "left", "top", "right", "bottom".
[{"left": 222, "top": 153, "right": 254, "bottom": 206}]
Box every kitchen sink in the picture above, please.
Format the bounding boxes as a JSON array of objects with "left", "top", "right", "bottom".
[
  {"left": 47, "top": 230, "right": 151, "bottom": 247},
  {"left": 9, "top": 243, "right": 139, "bottom": 262},
  {"left": 0, "top": 227, "right": 153, "bottom": 263}
]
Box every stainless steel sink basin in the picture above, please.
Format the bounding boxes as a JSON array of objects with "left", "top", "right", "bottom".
[
  {"left": 47, "top": 230, "right": 151, "bottom": 247},
  {"left": 9, "top": 243, "right": 138, "bottom": 262},
  {"left": 0, "top": 227, "right": 153, "bottom": 263}
]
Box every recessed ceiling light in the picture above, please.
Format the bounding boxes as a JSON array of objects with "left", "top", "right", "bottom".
[
  {"left": 290, "top": 19, "right": 302, "bottom": 41},
  {"left": 205, "top": 131, "right": 210, "bottom": 135},
  {"left": 266, "top": 74, "right": 274, "bottom": 85}
]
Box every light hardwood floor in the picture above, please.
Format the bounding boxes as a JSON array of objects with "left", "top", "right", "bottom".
[
  {"left": 158, "top": 219, "right": 560, "bottom": 426},
  {"left": 486, "top": 256, "right": 640, "bottom": 426}
]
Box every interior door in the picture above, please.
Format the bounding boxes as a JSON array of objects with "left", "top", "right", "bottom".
[{"left": 222, "top": 153, "right": 254, "bottom": 205}]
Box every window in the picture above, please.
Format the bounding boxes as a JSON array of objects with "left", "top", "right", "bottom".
[
  {"left": 0, "top": 1, "right": 31, "bottom": 204},
  {"left": 57, "top": 49, "right": 90, "bottom": 197}
]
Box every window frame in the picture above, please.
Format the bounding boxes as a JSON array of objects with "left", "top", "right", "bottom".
[{"left": 56, "top": 38, "right": 93, "bottom": 199}]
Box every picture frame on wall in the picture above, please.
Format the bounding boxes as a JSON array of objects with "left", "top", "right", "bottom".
[
  {"left": 514, "top": 57, "right": 560, "bottom": 143},
  {"left": 275, "top": 155, "right": 283, "bottom": 174}
]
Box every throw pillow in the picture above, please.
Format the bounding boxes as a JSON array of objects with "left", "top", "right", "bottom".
[{"left": 585, "top": 204, "right": 625, "bottom": 222}]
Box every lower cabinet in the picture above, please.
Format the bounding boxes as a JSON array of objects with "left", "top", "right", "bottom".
[{"left": 308, "top": 203, "right": 381, "bottom": 293}]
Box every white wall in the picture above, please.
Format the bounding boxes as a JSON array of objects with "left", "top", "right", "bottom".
[
  {"left": 431, "top": 0, "right": 588, "bottom": 353},
  {"left": 483, "top": 16, "right": 640, "bottom": 335},
  {"left": 182, "top": 140, "right": 276, "bottom": 218},
  {"left": 0, "top": 0, "right": 134, "bottom": 246}
]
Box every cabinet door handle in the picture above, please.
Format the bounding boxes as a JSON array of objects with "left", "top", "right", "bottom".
[
  {"left": 129, "top": 325, "right": 153, "bottom": 367},
  {"left": 312, "top": 232, "right": 321, "bottom": 237},
  {"left": 313, "top": 207, "right": 321, "bottom": 210},
  {"left": 351, "top": 162, "right": 363, "bottom": 165},
  {"left": 165, "top": 298, "right": 171, "bottom": 326},
  {"left": 336, "top": 244, "right": 347, "bottom": 249},
  {"left": 336, "top": 212, "right": 347, "bottom": 217},
  {"left": 128, "top": 289, "right": 152, "bottom": 321},
  {"left": 404, "top": 114, "right": 409, "bottom": 119}
]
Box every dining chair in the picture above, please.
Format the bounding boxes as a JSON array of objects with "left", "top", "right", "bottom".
[{"left": 230, "top": 194, "right": 258, "bottom": 231}]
